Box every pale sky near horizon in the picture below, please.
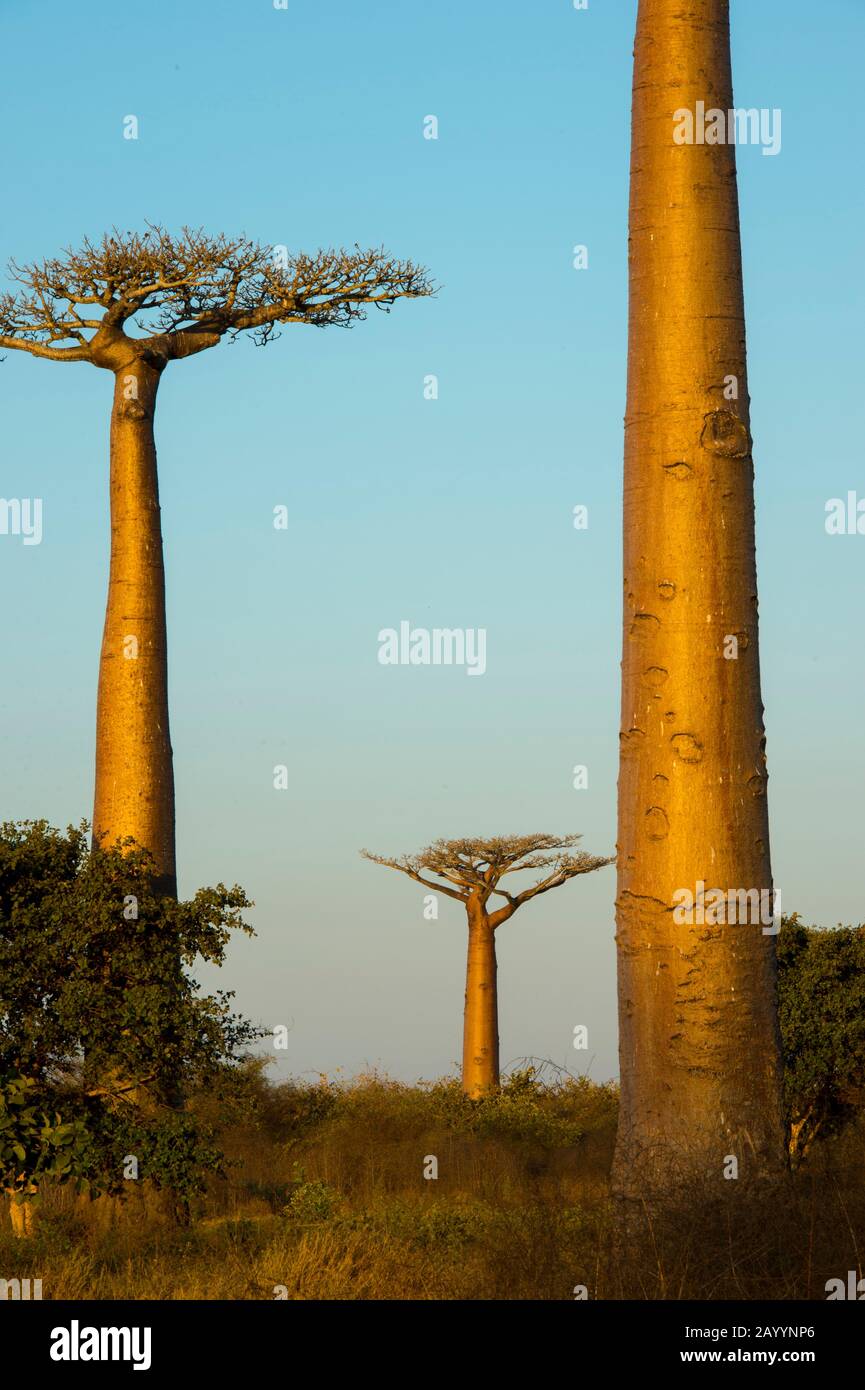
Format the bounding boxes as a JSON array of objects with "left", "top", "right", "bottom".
[{"left": 1, "top": 0, "right": 863, "bottom": 1086}]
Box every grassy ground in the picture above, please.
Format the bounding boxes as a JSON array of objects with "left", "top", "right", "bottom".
[{"left": 2, "top": 1065, "right": 862, "bottom": 1299}]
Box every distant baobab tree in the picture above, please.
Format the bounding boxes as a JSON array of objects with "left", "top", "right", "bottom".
[
  {"left": 0, "top": 228, "right": 433, "bottom": 894},
  {"left": 614, "top": 0, "right": 786, "bottom": 1194},
  {"left": 362, "top": 835, "right": 613, "bottom": 1098}
]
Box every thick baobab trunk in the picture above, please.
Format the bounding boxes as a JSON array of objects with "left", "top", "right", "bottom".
[
  {"left": 93, "top": 360, "right": 176, "bottom": 896},
  {"left": 612, "top": 0, "right": 785, "bottom": 1194},
  {"left": 462, "top": 909, "right": 499, "bottom": 1098}
]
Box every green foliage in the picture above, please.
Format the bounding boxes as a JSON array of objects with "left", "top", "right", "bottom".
[
  {"left": 385, "top": 1199, "right": 489, "bottom": 1250},
  {"left": 777, "top": 914, "right": 865, "bottom": 1159},
  {"left": 0, "top": 819, "right": 261, "bottom": 1201},
  {"left": 284, "top": 1172, "right": 341, "bottom": 1223},
  {"left": 418, "top": 1068, "right": 617, "bottom": 1147},
  {"left": 84, "top": 1107, "right": 226, "bottom": 1201},
  {"left": 0, "top": 1075, "right": 91, "bottom": 1197}
]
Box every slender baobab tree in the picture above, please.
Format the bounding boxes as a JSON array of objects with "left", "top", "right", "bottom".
[
  {"left": 613, "top": 0, "right": 786, "bottom": 1193},
  {"left": 362, "top": 835, "right": 612, "bottom": 1098},
  {"left": 0, "top": 229, "right": 432, "bottom": 894}
]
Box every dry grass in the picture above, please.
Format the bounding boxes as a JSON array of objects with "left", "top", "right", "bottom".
[{"left": 1, "top": 1067, "right": 862, "bottom": 1300}]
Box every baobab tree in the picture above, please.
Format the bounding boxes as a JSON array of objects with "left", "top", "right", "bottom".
[
  {"left": 0, "top": 228, "right": 432, "bottom": 894},
  {"left": 614, "top": 0, "right": 786, "bottom": 1194},
  {"left": 361, "top": 835, "right": 612, "bottom": 1098}
]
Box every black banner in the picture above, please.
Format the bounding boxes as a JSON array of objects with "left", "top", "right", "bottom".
[{"left": 2, "top": 1298, "right": 859, "bottom": 1376}]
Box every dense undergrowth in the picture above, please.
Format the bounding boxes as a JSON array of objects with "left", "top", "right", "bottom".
[{"left": 2, "top": 1063, "right": 862, "bottom": 1300}]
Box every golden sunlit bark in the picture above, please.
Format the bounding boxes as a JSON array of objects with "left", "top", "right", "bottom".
[
  {"left": 6, "top": 1183, "right": 36, "bottom": 1238},
  {"left": 93, "top": 361, "right": 176, "bottom": 896},
  {"left": 462, "top": 905, "right": 500, "bottom": 1099},
  {"left": 1, "top": 230, "right": 432, "bottom": 902},
  {"left": 612, "top": 0, "right": 786, "bottom": 1193}
]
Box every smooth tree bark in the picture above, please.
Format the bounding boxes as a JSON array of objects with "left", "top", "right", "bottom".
[
  {"left": 7, "top": 1182, "right": 36, "bottom": 1238},
  {"left": 463, "top": 895, "right": 500, "bottom": 1096},
  {"left": 613, "top": 0, "right": 786, "bottom": 1194},
  {"left": 96, "top": 360, "right": 175, "bottom": 893},
  {"left": 362, "top": 835, "right": 612, "bottom": 1098},
  {"left": 0, "top": 229, "right": 432, "bottom": 894}
]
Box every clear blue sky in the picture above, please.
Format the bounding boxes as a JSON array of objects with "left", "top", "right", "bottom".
[{"left": 1, "top": 0, "right": 862, "bottom": 1085}]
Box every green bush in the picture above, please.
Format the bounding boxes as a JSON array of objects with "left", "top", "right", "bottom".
[
  {"left": 777, "top": 914, "right": 865, "bottom": 1160},
  {"left": 0, "top": 819, "right": 260, "bottom": 1205},
  {"left": 0, "top": 1075, "right": 91, "bottom": 1197},
  {"left": 284, "top": 1176, "right": 341, "bottom": 1223}
]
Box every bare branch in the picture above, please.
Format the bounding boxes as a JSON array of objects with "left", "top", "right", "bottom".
[
  {"left": 0, "top": 225, "right": 435, "bottom": 370},
  {"left": 0, "top": 334, "right": 91, "bottom": 362},
  {"left": 361, "top": 835, "right": 614, "bottom": 927},
  {"left": 359, "top": 850, "right": 468, "bottom": 904},
  {"left": 511, "top": 853, "right": 615, "bottom": 907},
  {"left": 84, "top": 1073, "right": 157, "bottom": 1101}
]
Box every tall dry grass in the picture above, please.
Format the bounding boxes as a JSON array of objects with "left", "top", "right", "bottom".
[{"left": 1, "top": 1066, "right": 862, "bottom": 1300}]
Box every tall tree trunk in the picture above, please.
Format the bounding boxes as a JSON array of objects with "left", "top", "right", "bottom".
[
  {"left": 462, "top": 909, "right": 499, "bottom": 1098},
  {"left": 612, "top": 0, "right": 785, "bottom": 1194},
  {"left": 93, "top": 360, "right": 176, "bottom": 896},
  {"left": 6, "top": 1184, "right": 36, "bottom": 1238}
]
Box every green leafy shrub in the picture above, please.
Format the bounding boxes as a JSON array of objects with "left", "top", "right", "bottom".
[
  {"left": 405, "top": 1202, "right": 487, "bottom": 1250},
  {"left": 777, "top": 914, "right": 865, "bottom": 1160},
  {"left": 0, "top": 819, "right": 260, "bottom": 1208},
  {"left": 0, "top": 1075, "right": 91, "bottom": 1197},
  {"left": 284, "top": 1178, "right": 341, "bottom": 1223}
]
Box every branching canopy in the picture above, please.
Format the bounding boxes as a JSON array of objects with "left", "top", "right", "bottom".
[
  {"left": 0, "top": 225, "right": 434, "bottom": 369},
  {"left": 361, "top": 834, "right": 614, "bottom": 929}
]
